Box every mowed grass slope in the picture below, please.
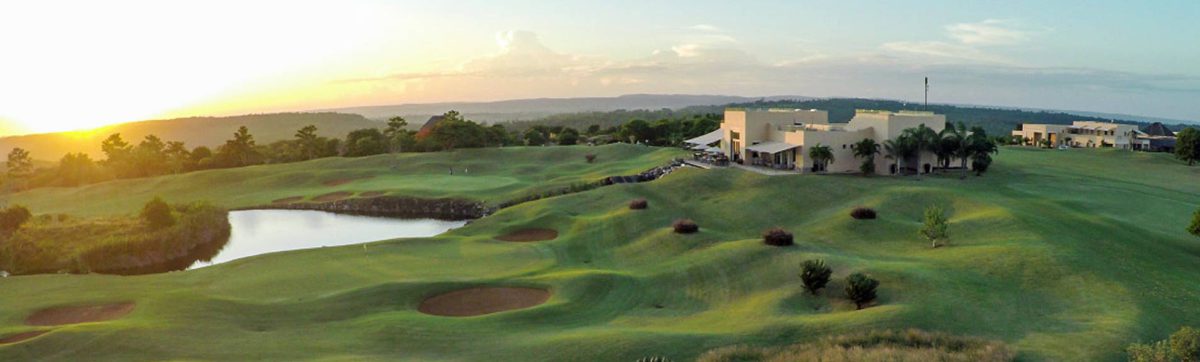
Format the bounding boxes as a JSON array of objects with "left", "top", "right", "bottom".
[
  {"left": 5, "top": 144, "right": 684, "bottom": 216},
  {"left": 1, "top": 147, "right": 1199, "bottom": 361}
]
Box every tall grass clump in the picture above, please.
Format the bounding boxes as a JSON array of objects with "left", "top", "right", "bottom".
[{"left": 698, "top": 329, "right": 1014, "bottom": 362}]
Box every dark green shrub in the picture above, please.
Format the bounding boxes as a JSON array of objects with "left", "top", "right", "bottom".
[
  {"left": 1188, "top": 208, "right": 1200, "bottom": 238},
  {"left": 850, "top": 207, "right": 877, "bottom": 220},
  {"left": 672, "top": 219, "right": 698, "bottom": 234},
  {"left": 629, "top": 198, "right": 648, "bottom": 210},
  {"left": 141, "top": 197, "right": 176, "bottom": 229},
  {"left": 763, "top": 227, "right": 793, "bottom": 246},
  {"left": 800, "top": 259, "right": 832, "bottom": 295},
  {"left": 585, "top": 154, "right": 596, "bottom": 163},
  {"left": 0, "top": 205, "right": 32, "bottom": 233},
  {"left": 1172, "top": 326, "right": 1200, "bottom": 362},
  {"left": 845, "top": 272, "right": 879, "bottom": 310},
  {"left": 1128, "top": 340, "right": 1172, "bottom": 362}
]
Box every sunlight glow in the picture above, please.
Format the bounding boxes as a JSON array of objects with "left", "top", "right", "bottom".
[{"left": 0, "top": 1, "right": 388, "bottom": 134}]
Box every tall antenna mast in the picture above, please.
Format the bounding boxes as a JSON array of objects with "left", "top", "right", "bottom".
[{"left": 924, "top": 77, "right": 929, "bottom": 110}]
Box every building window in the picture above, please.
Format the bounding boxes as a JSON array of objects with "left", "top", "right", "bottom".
[{"left": 731, "top": 131, "right": 740, "bottom": 140}]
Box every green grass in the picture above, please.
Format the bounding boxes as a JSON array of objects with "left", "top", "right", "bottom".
[
  {"left": 1, "top": 146, "right": 1199, "bottom": 361},
  {"left": 4, "top": 144, "right": 684, "bottom": 216}
]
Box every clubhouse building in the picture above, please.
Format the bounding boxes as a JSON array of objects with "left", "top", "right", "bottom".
[
  {"left": 1011, "top": 120, "right": 1177, "bottom": 152},
  {"left": 687, "top": 108, "right": 948, "bottom": 175}
]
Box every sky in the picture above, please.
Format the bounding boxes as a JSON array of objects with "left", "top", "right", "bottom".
[{"left": 1, "top": 0, "right": 1198, "bottom": 135}]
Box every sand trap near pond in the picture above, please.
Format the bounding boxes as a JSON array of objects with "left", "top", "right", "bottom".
[
  {"left": 0, "top": 330, "right": 50, "bottom": 345},
  {"left": 418, "top": 287, "right": 551, "bottom": 317},
  {"left": 495, "top": 228, "right": 558, "bottom": 242},
  {"left": 25, "top": 302, "right": 135, "bottom": 326}
]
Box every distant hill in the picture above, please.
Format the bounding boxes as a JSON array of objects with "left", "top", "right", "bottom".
[
  {"left": 0, "top": 113, "right": 378, "bottom": 161},
  {"left": 318, "top": 94, "right": 810, "bottom": 123}
]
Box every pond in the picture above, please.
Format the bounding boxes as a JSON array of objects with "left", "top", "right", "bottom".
[{"left": 189, "top": 210, "right": 467, "bottom": 269}]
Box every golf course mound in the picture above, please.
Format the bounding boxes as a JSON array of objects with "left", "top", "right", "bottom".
[
  {"left": 418, "top": 287, "right": 550, "bottom": 317},
  {"left": 495, "top": 228, "right": 558, "bottom": 242},
  {"left": 360, "top": 191, "right": 387, "bottom": 198},
  {"left": 271, "top": 196, "right": 304, "bottom": 204},
  {"left": 312, "top": 191, "right": 354, "bottom": 203},
  {"left": 0, "top": 330, "right": 50, "bottom": 345},
  {"left": 25, "top": 302, "right": 135, "bottom": 326}
]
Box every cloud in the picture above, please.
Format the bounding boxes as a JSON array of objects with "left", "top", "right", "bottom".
[
  {"left": 946, "top": 19, "right": 1030, "bottom": 45},
  {"left": 882, "top": 19, "right": 1049, "bottom": 63},
  {"left": 688, "top": 24, "right": 720, "bottom": 32},
  {"left": 333, "top": 30, "right": 1200, "bottom": 120}
]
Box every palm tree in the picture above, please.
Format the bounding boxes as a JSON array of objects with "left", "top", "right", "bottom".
[
  {"left": 808, "top": 144, "right": 834, "bottom": 173},
  {"left": 967, "top": 126, "right": 999, "bottom": 176},
  {"left": 901, "top": 124, "right": 938, "bottom": 178},
  {"left": 852, "top": 138, "right": 880, "bottom": 175},
  {"left": 882, "top": 139, "right": 899, "bottom": 175},
  {"left": 942, "top": 122, "right": 972, "bottom": 179}
]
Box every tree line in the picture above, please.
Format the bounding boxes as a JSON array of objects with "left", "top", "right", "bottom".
[{"left": 0, "top": 111, "right": 722, "bottom": 192}]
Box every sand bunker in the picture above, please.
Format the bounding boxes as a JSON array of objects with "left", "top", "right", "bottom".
[
  {"left": 495, "top": 228, "right": 558, "bottom": 242},
  {"left": 0, "top": 330, "right": 50, "bottom": 345},
  {"left": 322, "top": 176, "right": 374, "bottom": 187},
  {"left": 25, "top": 302, "right": 135, "bottom": 326},
  {"left": 312, "top": 191, "right": 354, "bottom": 203},
  {"left": 271, "top": 196, "right": 304, "bottom": 204},
  {"left": 418, "top": 287, "right": 550, "bottom": 317}
]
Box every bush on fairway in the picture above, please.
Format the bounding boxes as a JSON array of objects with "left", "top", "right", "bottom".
[
  {"left": 141, "top": 197, "right": 176, "bottom": 229},
  {"left": 0, "top": 205, "right": 32, "bottom": 234},
  {"left": 585, "top": 154, "right": 596, "bottom": 163},
  {"left": 845, "top": 272, "right": 880, "bottom": 310},
  {"left": 800, "top": 259, "right": 833, "bottom": 295},
  {"left": 1188, "top": 208, "right": 1200, "bottom": 238},
  {"left": 672, "top": 219, "right": 698, "bottom": 234},
  {"left": 850, "top": 207, "right": 877, "bottom": 220},
  {"left": 629, "top": 198, "right": 648, "bottom": 210},
  {"left": 1128, "top": 326, "right": 1200, "bottom": 362},
  {"left": 762, "top": 227, "right": 794, "bottom": 246},
  {"left": 1172, "top": 326, "right": 1200, "bottom": 362}
]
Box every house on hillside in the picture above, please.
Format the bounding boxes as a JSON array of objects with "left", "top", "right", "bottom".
[
  {"left": 691, "top": 108, "right": 948, "bottom": 175},
  {"left": 1010, "top": 120, "right": 1175, "bottom": 152},
  {"left": 415, "top": 115, "right": 445, "bottom": 140},
  {"left": 1135, "top": 122, "right": 1177, "bottom": 152}
]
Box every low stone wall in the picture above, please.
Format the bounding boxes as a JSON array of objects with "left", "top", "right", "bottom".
[{"left": 258, "top": 196, "right": 493, "bottom": 220}]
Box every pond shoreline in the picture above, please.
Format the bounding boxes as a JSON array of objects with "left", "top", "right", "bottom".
[{"left": 244, "top": 196, "right": 493, "bottom": 221}]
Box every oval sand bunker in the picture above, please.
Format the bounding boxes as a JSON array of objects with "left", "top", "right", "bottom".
[
  {"left": 25, "top": 302, "right": 135, "bottom": 326},
  {"left": 495, "top": 228, "right": 558, "bottom": 242},
  {"left": 418, "top": 287, "right": 550, "bottom": 317}
]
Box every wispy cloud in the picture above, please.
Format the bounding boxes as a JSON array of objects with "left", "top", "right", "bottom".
[
  {"left": 688, "top": 24, "right": 720, "bottom": 32},
  {"left": 882, "top": 19, "right": 1049, "bottom": 63},
  {"left": 946, "top": 19, "right": 1031, "bottom": 45}
]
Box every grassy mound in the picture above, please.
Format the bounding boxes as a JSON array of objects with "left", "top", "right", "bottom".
[{"left": 698, "top": 329, "right": 1013, "bottom": 362}]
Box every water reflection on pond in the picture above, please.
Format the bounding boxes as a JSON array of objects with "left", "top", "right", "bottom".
[{"left": 190, "top": 210, "right": 467, "bottom": 268}]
